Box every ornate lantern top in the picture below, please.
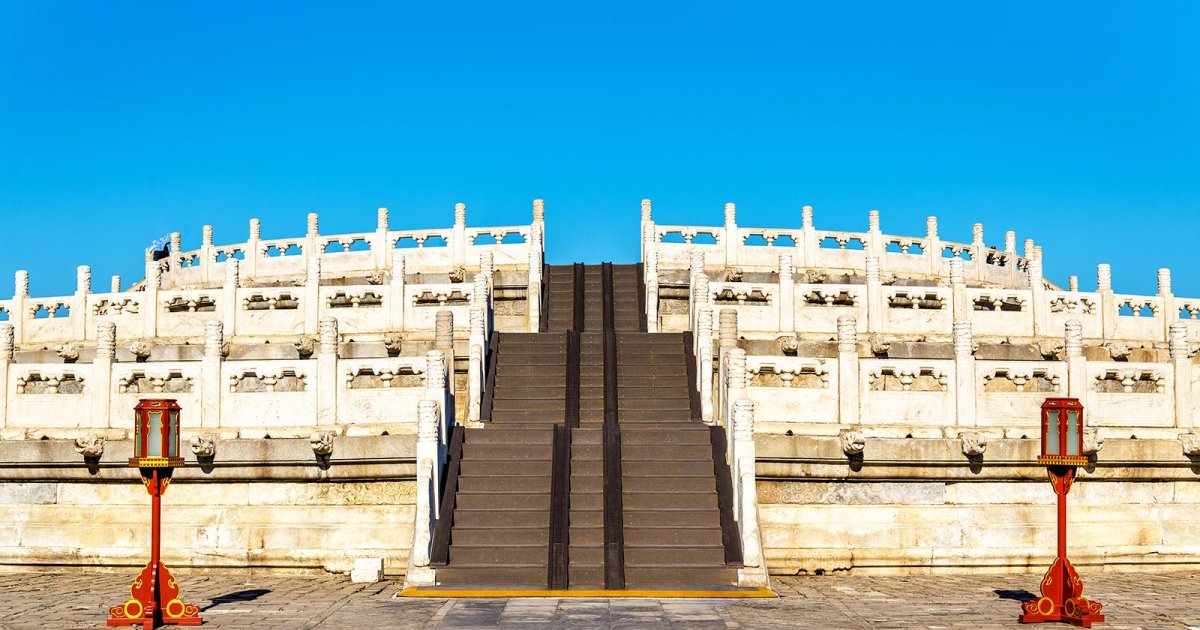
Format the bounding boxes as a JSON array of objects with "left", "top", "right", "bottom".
[
  {"left": 129, "top": 398, "right": 184, "bottom": 468},
  {"left": 1038, "top": 397, "right": 1088, "bottom": 467}
]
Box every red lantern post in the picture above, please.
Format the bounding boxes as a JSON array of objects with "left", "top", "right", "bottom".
[
  {"left": 107, "top": 399, "right": 203, "bottom": 628},
  {"left": 1019, "top": 398, "right": 1104, "bottom": 627}
]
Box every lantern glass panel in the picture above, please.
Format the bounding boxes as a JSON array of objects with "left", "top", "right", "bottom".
[
  {"left": 1066, "top": 410, "right": 1080, "bottom": 456},
  {"left": 168, "top": 411, "right": 179, "bottom": 457},
  {"left": 1045, "top": 409, "right": 1060, "bottom": 456},
  {"left": 134, "top": 411, "right": 143, "bottom": 457},
  {"left": 148, "top": 411, "right": 163, "bottom": 457}
]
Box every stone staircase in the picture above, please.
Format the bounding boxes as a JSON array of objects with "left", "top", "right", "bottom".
[{"left": 432, "top": 263, "right": 741, "bottom": 590}]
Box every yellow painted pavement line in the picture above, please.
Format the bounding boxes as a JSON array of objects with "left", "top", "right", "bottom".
[{"left": 397, "top": 586, "right": 777, "bottom": 599}]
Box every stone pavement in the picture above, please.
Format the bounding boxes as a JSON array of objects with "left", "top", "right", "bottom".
[{"left": 0, "top": 570, "right": 1197, "bottom": 629}]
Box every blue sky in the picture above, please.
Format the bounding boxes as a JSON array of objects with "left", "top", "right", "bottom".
[{"left": 1, "top": 2, "right": 1197, "bottom": 297}]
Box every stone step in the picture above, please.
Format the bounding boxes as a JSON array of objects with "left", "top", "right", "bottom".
[
  {"left": 448, "top": 544, "right": 546, "bottom": 565},
  {"left": 459, "top": 460, "right": 550, "bottom": 477},
  {"left": 434, "top": 565, "right": 547, "bottom": 588},
  {"left": 623, "top": 475, "right": 715, "bottom": 492},
  {"left": 452, "top": 527, "right": 549, "bottom": 546},
  {"left": 568, "top": 545, "right": 604, "bottom": 565},
  {"left": 622, "top": 491, "right": 718, "bottom": 511},
  {"left": 452, "top": 509, "right": 549, "bottom": 528},
  {"left": 623, "top": 509, "right": 723, "bottom": 528},
  {"left": 616, "top": 409, "right": 695, "bottom": 422},
  {"left": 491, "top": 399, "right": 567, "bottom": 412},
  {"left": 624, "top": 545, "right": 726, "bottom": 566},
  {"left": 622, "top": 460, "right": 713, "bottom": 477},
  {"left": 457, "top": 493, "right": 550, "bottom": 510},
  {"left": 620, "top": 428, "right": 711, "bottom": 444},
  {"left": 458, "top": 475, "right": 551, "bottom": 493},
  {"left": 492, "top": 386, "right": 569, "bottom": 400},
  {"left": 462, "top": 444, "right": 552, "bottom": 461},
  {"left": 624, "top": 526, "right": 723, "bottom": 547},
  {"left": 466, "top": 428, "right": 554, "bottom": 444},
  {"left": 621, "top": 444, "right": 711, "bottom": 461},
  {"left": 623, "top": 566, "right": 739, "bottom": 589}
]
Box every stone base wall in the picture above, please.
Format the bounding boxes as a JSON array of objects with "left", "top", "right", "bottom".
[
  {"left": 0, "top": 436, "right": 417, "bottom": 576},
  {"left": 758, "top": 436, "right": 1200, "bottom": 576}
]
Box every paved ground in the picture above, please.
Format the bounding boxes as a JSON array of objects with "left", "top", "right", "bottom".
[{"left": 0, "top": 570, "right": 1197, "bottom": 629}]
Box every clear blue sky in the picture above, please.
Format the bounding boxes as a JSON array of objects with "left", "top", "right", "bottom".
[{"left": 1, "top": 2, "right": 1196, "bottom": 298}]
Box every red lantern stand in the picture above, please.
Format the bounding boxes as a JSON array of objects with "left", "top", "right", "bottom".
[
  {"left": 1019, "top": 398, "right": 1104, "bottom": 627},
  {"left": 108, "top": 399, "right": 203, "bottom": 628}
]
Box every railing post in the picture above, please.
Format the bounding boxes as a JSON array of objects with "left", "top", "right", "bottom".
[
  {"left": 867, "top": 210, "right": 882, "bottom": 261},
  {"left": 1159, "top": 268, "right": 1175, "bottom": 343},
  {"left": 1029, "top": 253, "right": 1048, "bottom": 337},
  {"left": 865, "top": 255, "right": 884, "bottom": 333},
  {"left": 723, "top": 202, "right": 738, "bottom": 269},
  {"left": 436, "top": 310, "right": 455, "bottom": 420},
  {"left": 304, "top": 257, "right": 321, "bottom": 337},
  {"left": 416, "top": 399, "right": 442, "bottom": 519},
  {"left": 375, "top": 207, "right": 390, "bottom": 272},
  {"left": 201, "top": 224, "right": 215, "bottom": 285},
  {"left": 949, "top": 258, "right": 969, "bottom": 322},
  {"left": 953, "top": 320, "right": 976, "bottom": 427},
  {"left": 468, "top": 305, "right": 485, "bottom": 426},
  {"left": 777, "top": 254, "right": 794, "bottom": 334},
  {"left": 202, "top": 320, "right": 224, "bottom": 430},
  {"left": 1097, "top": 264, "right": 1116, "bottom": 340},
  {"left": 452, "top": 203, "right": 467, "bottom": 268},
  {"left": 1170, "top": 322, "right": 1192, "bottom": 429},
  {"left": 689, "top": 250, "right": 706, "bottom": 331},
  {"left": 0, "top": 323, "right": 11, "bottom": 430},
  {"left": 696, "top": 305, "right": 714, "bottom": 424},
  {"left": 390, "top": 252, "right": 406, "bottom": 332},
  {"left": 92, "top": 322, "right": 115, "bottom": 430},
  {"left": 305, "top": 212, "right": 319, "bottom": 279},
  {"left": 1005, "top": 230, "right": 1018, "bottom": 286},
  {"left": 11, "top": 271, "right": 26, "bottom": 347},
  {"left": 800, "top": 205, "right": 817, "bottom": 268},
  {"left": 317, "top": 317, "right": 339, "bottom": 427},
  {"left": 925, "top": 216, "right": 942, "bottom": 277},
  {"left": 527, "top": 222, "right": 542, "bottom": 332},
  {"left": 970, "top": 223, "right": 985, "bottom": 282},
  {"left": 142, "top": 257, "right": 159, "bottom": 339},
  {"left": 640, "top": 199, "right": 654, "bottom": 265},
  {"left": 731, "top": 398, "right": 766, "bottom": 587},
  {"left": 1065, "top": 320, "right": 1086, "bottom": 399},
  {"left": 425, "top": 350, "right": 449, "bottom": 446},
  {"left": 723, "top": 347, "right": 747, "bottom": 462},
  {"left": 645, "top": 249, "right": 659, "bottom": 333},
  {"left": 245, "top": 218, "right": 261, "bottom": 280},
  {"left": 222, "top": 260, "right": 240, "bottom": 339},
  {"left": 837, "top": 315, "right": 860, "bottom": 426},
  {"left": 74, "top": 265, "right": 90, "bottom": 341},
  {"left": 167, "top": 232, "right": 181, "bottom": 289}
]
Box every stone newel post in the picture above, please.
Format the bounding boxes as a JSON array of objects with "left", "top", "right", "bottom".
[
  {"left": 1097, "top": 264, "right": 1115, "bottom": 340},
  {"left": 142, "top": 253, "right": 159, "bottom": 339},
  {"left": 201, "top": 225, "right": 215, "bottom": 284},
  {"left": 949, "top": 258, "right": 968, "bottom": 322},
  {"left": 436, "top": 310, "right": 455, "bottom": 413},
  {"left": 865, "top": 256, "right": 883, "bottom": 333},
  {"left": 731, "top": 398, "right": 766, "bottom": 587},
  {"left": 304, "top": 257, "right": 321, "bottom": 336},
  {"left": 221, "top": 260, "right": 240, "bottom": 339},
  {"left": 970, "top": 223, "right": 985, "bottom": 282},
  {"left": 111, "top": 275, "right": 122, "bottom": 294},
  {"left": 1065, "top": 320, "right": 1086, "bottom": 399},
  {"left": 837, "top": 315, "right": 860, "bottom": 425},
  {"left": 1159, "top": 268, "right": 1175, "bottom": 343},
  {"left": 645, "top": 249, "right": 659, "bottom": 333},
  {"left": 452, "top": 203, "right": 467, "bottom": 268},
  {"left": 696, "top": 305, "right": 714, "bottom": 424},
  {"left": 11, "top": 271, "right": 27, "bottom": 347},
  {"left": 925, "top": 216, "right": 942, "bottom": 276},
  {"left": 640, "top": 198, "right": 654, "bottom": 266},
  {"left": 202, "top": 320, "right": 224, "bottom": 430},
  {"left": 800, "top": 205, "right": 817, "bottom": 268},
  {"left": 953, "top": 320, "right": 976, "bottom": 427},
  {"left": 245, "top": 217, "right": 261, "bottom": 279},
  {"left": 317, "top": 317, "right": 339, "bottom": 427},
  {"left": 93, "top": 322, "right": 116, "bottom": 430},
  {"left": 374, "top": 207, "right": 390, "bottom": 271},
  {"left": 867, "top": 210, "right": 882, "bottom": 259},
  {"left": 0, "top": 323, "right": 12, "bottom": 429},
  {"left": 1028, "top": 254, "right": 1048, "bottom": 337},
  {"left": 467, "top": 305, "right": 486, "bottom": 426},
  {"left": 689, "top": 249, "right": 706, "bottom": 331},
  {"left": 1170, "top": 322, "right": 1192, "bottom": 429},
  {"left": 74, "top": 265, "right": 91, "bottom": 340},
  {"left": 723, "top": 348, "right": 748, "bottom": 452},
  {"left": 527, "top": 222, "right": 543, "bottom": 333},
  {"left": 389, "top": 252, "right": 406, "bottom": 331},
  {"left": 425, "top": 350, "right": 449, "bottom": 446},
  {"left": 777, "top": 254, "right": 794, "bottom": 333},
  {"left": 409, "top": 399, "right": 441, "bottom": 585},
  {"left": 723, "top": 202, "right": 738, "bottom": 267}
]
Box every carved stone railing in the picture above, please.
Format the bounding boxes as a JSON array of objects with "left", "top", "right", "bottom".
[
  {"left": 642, "top": 201, "right": 1035, "bottom": 290},
  {"left": 710, "top": 314, "right": 1197, "bottom": 441},
  {"left": 0, "top": 316, "right": 460, "bottom": 441},
  {"left": 158, "top": 203, "right": 543, "bottom": 290},
  {"left": 672, "top": 247, "right": 1199, "bottom": 348}
]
